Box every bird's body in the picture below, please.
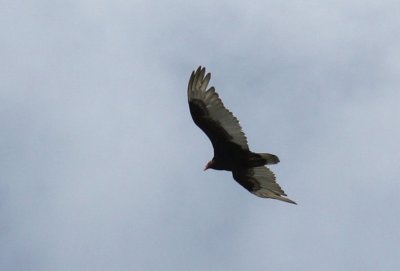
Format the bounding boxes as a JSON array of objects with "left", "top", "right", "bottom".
[{"left": 188, "top": 66, "right": 296, "bottom": 204}]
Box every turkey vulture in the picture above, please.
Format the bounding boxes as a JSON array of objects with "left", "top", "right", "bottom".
[{"left": 188, "top": 66, "right": 296, "bottom": 204}]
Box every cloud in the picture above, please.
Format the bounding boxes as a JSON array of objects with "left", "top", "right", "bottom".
[{"left": 1, "top": 1, "right": 399, "bottom": 270}]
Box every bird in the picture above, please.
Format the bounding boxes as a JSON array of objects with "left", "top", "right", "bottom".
[{"left": 187, "top": 66, "right": 296, "bottom": 204}]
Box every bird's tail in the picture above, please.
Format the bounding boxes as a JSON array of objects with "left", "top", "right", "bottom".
[
  {"left": 245, "top": 152, "right": 280, "bottom": 167},
  {"left": 258, "top": 153, "right": 280, "bottom": 165}
]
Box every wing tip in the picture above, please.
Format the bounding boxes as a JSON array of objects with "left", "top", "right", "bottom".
[
  {"left": 266, "top": 194, "right": 297, "bottom": 205},
  {"left": 188, "top": 66, "right": 213, "bottom": 101},
  {"left": 253, "top": 188, "right": 297, "bottom": 204},
  {"left": 278, "top": 197, "right": 297, "bottom": 205}
]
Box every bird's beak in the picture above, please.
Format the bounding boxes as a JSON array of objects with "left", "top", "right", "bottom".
[{"left": 204, "top": 161, "right": 212, "bottom": 171}]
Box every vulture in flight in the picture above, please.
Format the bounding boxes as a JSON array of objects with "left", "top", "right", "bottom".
[{"left": 188, "top": 66, "right": 296, "bottom": 204}]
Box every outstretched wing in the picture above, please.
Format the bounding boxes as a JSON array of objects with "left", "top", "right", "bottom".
[
  {"left": 232, "top": 166, "right": 296, "bottom": 204},
  {"left": 187, "top": 66, "right": 249, "bottom": 151}
]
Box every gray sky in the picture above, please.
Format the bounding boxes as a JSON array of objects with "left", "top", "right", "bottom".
[{"left": 1, "top": 1, "right": 400, "bottom": 270}]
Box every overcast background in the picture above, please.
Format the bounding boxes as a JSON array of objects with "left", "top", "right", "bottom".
[{"left": 1, "top": 1, "right": 400, "bottom": 270}]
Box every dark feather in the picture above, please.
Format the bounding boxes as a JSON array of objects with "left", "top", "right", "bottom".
[{"left": 187, "top": 66, "right": 296, "bottom": 204}]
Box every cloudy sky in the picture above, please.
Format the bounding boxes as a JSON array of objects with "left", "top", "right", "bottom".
[{"left": 1, "top": 1, "right": 400, "bottom": 270}]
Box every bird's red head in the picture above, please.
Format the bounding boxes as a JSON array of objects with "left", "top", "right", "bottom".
[{"left": 204, "top": 160, "right": 214, "bottom": 171}]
